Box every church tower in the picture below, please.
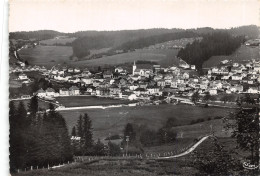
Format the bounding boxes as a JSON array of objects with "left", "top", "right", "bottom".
[{"left": 132, "top": 61, "right": 136, "bottom": 75}]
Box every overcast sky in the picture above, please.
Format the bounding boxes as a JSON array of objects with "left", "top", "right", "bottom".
[{"left": 9, "top": 0, "right": 260, "bottom": 33}]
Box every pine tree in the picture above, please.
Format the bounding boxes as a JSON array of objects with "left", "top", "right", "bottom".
[
  {"left": 71, "top": 126, "right": 76, "bottom": 136},
  {"left": 94, "top": 139, "right": 105, "bottom": 156},
  {"left": 9, "top": 101, "right": 18, "bottom": 172},
  {"left": 82, "top": 113, "right": 93, "bottom": 155},
  {"left": 28, "top": 95, "right": 38, "bottom": 115},
  {"left": 76, "top": 114, "right": 83, "bottom": 138}
]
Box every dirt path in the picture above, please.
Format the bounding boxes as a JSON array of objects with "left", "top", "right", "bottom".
[{"left": 157, "top": 135, "right": 211, "bottom": 159}]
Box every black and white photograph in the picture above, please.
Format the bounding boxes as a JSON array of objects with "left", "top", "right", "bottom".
[{"left": 6, "top": 0, "right": 260, "bottom": 175}]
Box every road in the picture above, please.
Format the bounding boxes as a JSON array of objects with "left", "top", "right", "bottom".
[{"left": 157, "top": 135, "right": 211, "bottom": 159}]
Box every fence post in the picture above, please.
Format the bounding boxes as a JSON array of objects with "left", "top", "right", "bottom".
[
  {"left": 17, "top": 169, "right": 19, "bottom": 173},
  {"left": 31, "top": 166, "right": 33, "bottom": 170},
  {"left": 48, "top": 164, "right": 50, "bottom": 169}
]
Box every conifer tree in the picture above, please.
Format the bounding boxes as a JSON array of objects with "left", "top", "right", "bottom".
[{"left": 82, "top": 113, "right": 93, "bottom": 155}]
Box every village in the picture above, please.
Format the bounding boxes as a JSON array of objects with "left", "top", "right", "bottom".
[{"left": 9, "top": 57, "right": 260, "bottom": 106}]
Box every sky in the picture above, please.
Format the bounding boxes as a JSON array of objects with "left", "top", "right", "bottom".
[{"left": 9, "top": 0, "right": 260, "bottom": 33}]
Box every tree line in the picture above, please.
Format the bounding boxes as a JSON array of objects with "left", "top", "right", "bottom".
[
  {"left": 9, "top": 96, "right": 73, "bottom": 173},
  {"left": 177, "top": 31, "right": 245, "bottom": 72}
]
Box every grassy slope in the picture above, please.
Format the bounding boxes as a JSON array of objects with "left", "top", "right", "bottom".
[
  {"left": 203, "top": 45, "right": 260, "bottom": 68},
  {"left": 18, "top": 45, "right": 180, "bottom": 69},
  {"left": 39, "top": 37, "right": 76, "bottom": 45},
  {"left": 56, "top": 96, "right": 135, "bottom": 107},
  {"left": 18, "top": 46, "right": 73, "bottom": 69},
  {"left": 59, "top": 104, "right": 231, "bottom": 140}
]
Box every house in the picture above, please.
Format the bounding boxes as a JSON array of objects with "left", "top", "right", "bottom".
[
  {"left": 36, "top": 88, "right": 46, "bottom": 97},
  {"left": 157, "top": 79, "right": 166, "bottom": 87},
  {"left": 209, "top": 89, "right": 217, "bottom": 95},
  {"left": 115, "top": 67, "right": 124, "bottom": 73},
  {"left": 182, "top": 72, "right": 189, "bottom": 79},
  {"left": 170, "top": 78, "right": 178, "bottom": 88},
  {"left": 221, "top": 60, "right": 229, "bottom": 64},
  {"left": 109, "top": 84, "right": 121, "bottom": 95},
  {"left": 68, "top": 68, "right": 74, "bottom": 73},
  {"left": 230, "top": 85, "right": 243, "bottom": 93},
  {"left": 231, "top": 74, "right": 243, "bottom": 81},
  {"left": 129, "top": 84, "right": 139, "bottom": 91},
  {"left": 68, "top": 77, "right": 81, "bottom": 83},
  {"left": 86, "top": 86, "right": 95, "bottom": 94},
  {"left": 69, "top": 86, "right": 80, "bottom": 95},
  {"left": 59, "top": 88, "right": 69, "bottom": 96},
  {"left": 45, "top": 88, "right": 56, "bottom": 97},
  {"left": 200, "top": 83, "right": 208, "bottom": 90},
  {"left": 103, "top": 70, "right": 113, "bottom": 78},
  {"left": 153, "top": 65, "right": 161, "bottom": 73},
  {"left": 179, "top": 59, "right": 190, "bottom": 69},
  {"left": 147, "top": 86, "right": 160, "bottom": 95},
  {"left": 18, "top": 73, "right": 28, "bottom": 80},
  {"left": 211, "top": 67, "right": 219, "bottom": 73},
  {"left": 247, "top": 87, "right": 258, "bottom": 94},
  {"left": 233, "top": 63, "right": 239, "bottom": 67},
  {"left": 81, "top": 77, "right": 93, "bottom": 85},
  {"left": 221, "top": 75, "right": 230, "bottom": 80},
  {"left": 222, "top": 83, "right": 231, "bottom": 89},
  {"left": 96, "top": 88, "right": 110, "bottom": 96},
  {"left": 74, "top": 68, "right": 81, "bottom": 73},
  {"left": 134, "top": 88, "right": 147, "bottom": 96},
  {"left": 190, "top": 65, "right": 196, "bottom": 70}
]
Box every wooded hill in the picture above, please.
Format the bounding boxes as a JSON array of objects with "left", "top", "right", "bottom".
[
  {"left": 177, "top": 32, "right": 245, "bottom": 72},
  {"left": 9, "top": 25, "right": 259, "bottom": 60}
]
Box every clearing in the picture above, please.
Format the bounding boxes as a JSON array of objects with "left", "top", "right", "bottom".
[{"left": 59, "top": 104, "right": 232, "bottom": 140}]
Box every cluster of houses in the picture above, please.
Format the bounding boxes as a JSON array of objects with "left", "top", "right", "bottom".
[
  {"left": 206, "top": 59, "right": 260, "bottom": 94},
  {"left": 10, "top": 65, "right": 47, "bottom": 73},
  {"left": 36, "top": 86, "right": 80, "bottom": 98},
  {"left": 14, "top": 58, "right": 260, "bottom": 101}
]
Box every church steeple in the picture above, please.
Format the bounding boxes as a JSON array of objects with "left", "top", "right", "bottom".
[{"left": 132, "top": 61, "right": 137, "bottom": 75}]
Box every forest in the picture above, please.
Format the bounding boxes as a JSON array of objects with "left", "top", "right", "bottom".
[
  {"left": 177, "top": 32, "right": 245, "bottom": 72},
  {"left": 9, "top": 97, "right": 73, "bottom": 172}
]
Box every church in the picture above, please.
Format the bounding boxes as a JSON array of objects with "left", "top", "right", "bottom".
[{"left": 132, "top": 61, "right": 153, "bottom": 77}]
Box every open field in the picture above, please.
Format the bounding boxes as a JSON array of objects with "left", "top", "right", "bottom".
[
  {"left": 56, "top": 96, "right": 136, "bottom": 107},
  {"left": 76, "top": 49, "right": 180, "bottom": 68},
  {"left": 18, "top": 46, "right": 180, "bottom": 69},
  {"left": 39, "top": 37, "right": 76, "bottom": 45},
  {"left": 203, "top": 45, "right": 260, "bottom": 68},
  {"left": 172, "top": 119, "right": 232, "bottom": 139},
  {"left": 59, "top": 104, "right": 232, "bottom": 140},
  {"left": 18, "top": 46, "right": 73, "bottom": 69}
]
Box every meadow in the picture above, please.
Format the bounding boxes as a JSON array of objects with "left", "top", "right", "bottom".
[
  {"left": 18, "top": 46, "right": 73, "bottom": 69},
  {"left": 18, "top": 46, "right": 180, "bottom": 69},
  {"left": 59, "top": 104, "right": 231, "bottom": 140},
  {"left": 203, "top": 45, "right": 260, "bottom": 68},
  {"left": 39, "top": 37, "right": 76, "bottom": 45},
  {"left": 56, "top": 96, "right": 135, "bottom": 107},
  {"left": 76, "top": 49, "right": 180, "bottom": 68}
]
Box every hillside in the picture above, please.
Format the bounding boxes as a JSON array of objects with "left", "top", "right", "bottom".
[{"left": 177, "top": 32, "right": 245, "bottom": 72}]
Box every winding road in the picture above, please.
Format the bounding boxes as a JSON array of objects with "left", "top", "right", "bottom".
[{"left": 157, "top": 135, "right": 211, "bottom": 159}]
